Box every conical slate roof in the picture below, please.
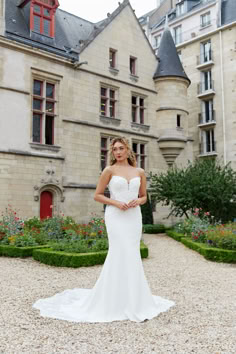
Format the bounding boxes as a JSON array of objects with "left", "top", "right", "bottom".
[{"left": 153, "top": 28, "right": 190, "bottom": 84}]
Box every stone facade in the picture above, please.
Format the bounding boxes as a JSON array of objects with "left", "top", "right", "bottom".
[
  {"left": 0, "top": 0, "right": 193, "bottom": 224},
  {"left": 140, "top": 0, "right": 236, "bottom": 167}
]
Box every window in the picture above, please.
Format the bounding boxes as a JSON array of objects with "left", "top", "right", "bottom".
[
  {"left": 33, "top": 4, "right": 52, "bottom": 36},
  {"left": 132, "top": 142, "right": 146, "bottom": 169},
  {"left": 32, "top": 79, "right": 56, "bottom": 145},
  {"left": 201, "top": 100, "right": 214, "bottom": 123},
  {"left": 177, "top": 114, "right": 181, "bottom": 128},
  {"left": 100, "top": 87, "right": 117, "bottom": 118},
  {"left": 201, "top": 40, "right": 212, "bottom": 63},
  {"left": 109, "top": 49, "right": 117, "bottom": 69},
  {"left": 173, "top": 25, "right": 182, "bottom": 45},
  {"left": 201, "top": 129, "right": 215, "bottom": 154},
  {"left": 100, "top": 136, "right": 114, "bottom": 170},
  {"left": 202, "top": 70, "right": 213, "bottom": 91},
  {"left": 154, "top": 35, "right": 161, "bottom": 49},
  {"left": 176, "top": 1, "right": 186, "bottom": 17},
  {"left": 200, "top": 12, "right": 211, "bottom": 28},
  {"left": 130, "top": 56, "right": 137, "bottom": 75},
  {"left": 132, "top": 95, "right": 145, "bottom": 124}
]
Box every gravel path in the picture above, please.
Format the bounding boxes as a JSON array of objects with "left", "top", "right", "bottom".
[{"left": 0, "top": 233, "right": 235, "bottom": 354}]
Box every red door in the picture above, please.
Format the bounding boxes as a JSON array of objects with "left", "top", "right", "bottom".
[{"left": 40, "top": 191, "right": 53, "bottom": 220}]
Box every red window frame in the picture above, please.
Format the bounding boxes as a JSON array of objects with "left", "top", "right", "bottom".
[
  {"left": 100, "top": 87, "right": 116, "bottom": 118},
  {"left": 32, "top": 79, "right": 56, "bottom": 145},
  {"left": 30, "top": 0, "right": 59, "bottom": 37},
  {"left": 132, "top": 95, "right": 145, "bottom": 124}
]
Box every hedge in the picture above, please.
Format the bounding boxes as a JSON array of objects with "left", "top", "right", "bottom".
[
  {"left": 143, "top": 224, "right": 166, "bottom": 234},
  {"left": 166, "top": 230, "right": 186, "bottom": 242},
  {"left": 165, "top": 230, "right": 236, "bottom": 263},
  {"left": 0, "top": 245, "right": 48, "bottom": 258},
  {"left": 181, "top": 238, "right": 236, "bottom": 263},
  {"left": 32, "top": 241, "right": 149, "bottom": 268}
]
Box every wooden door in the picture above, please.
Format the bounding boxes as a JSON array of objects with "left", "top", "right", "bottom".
[{"left": 40, "top": 191, "right": 53, "bottom": 220}]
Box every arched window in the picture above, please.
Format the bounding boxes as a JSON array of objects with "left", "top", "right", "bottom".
[{"left": 40, "top": 190, "right": 53, "bottom": 219}]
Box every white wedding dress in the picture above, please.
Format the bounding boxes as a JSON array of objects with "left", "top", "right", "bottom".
[{"left": 33, "top": 176, "right": 175, "bottom": 322}]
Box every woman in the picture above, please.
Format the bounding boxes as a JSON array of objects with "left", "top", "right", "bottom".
[{"left": 33, "top": 137, "right": 175, "bottom": 322}]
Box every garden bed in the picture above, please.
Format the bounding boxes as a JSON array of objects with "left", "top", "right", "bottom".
[
  {"left": 0, "top": 245, "right": 49, "bottom": 258},
  {"left": 166, "top": 230, "right": 236, "bottom": 263},
  {"left": 32, "top": 241, "right": 149, "bottom": 268}
]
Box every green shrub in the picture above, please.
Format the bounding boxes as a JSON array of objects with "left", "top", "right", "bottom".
[
  {"left": 143, "top": 224, "right": 165, "bottom": 234},
  {"left": 181, "top": 238, "right": 236, "bottom": 263},
  {"left": 0, "top": 245, "right": 48, "bottom": 258},
  {"left": 166, "top": 230, "right": 186, "bottom": 241},
  {"left": 33, "top": 241, "right": 148, "bottom": 268},
  {"left": 150, "top": 159, "right": 236, "bottom": 223}
]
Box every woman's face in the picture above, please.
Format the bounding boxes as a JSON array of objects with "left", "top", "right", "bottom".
[{"left": 112, "top": 141, "right": 128, "bottom": 162}]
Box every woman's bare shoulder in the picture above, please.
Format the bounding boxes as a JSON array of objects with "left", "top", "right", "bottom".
[
  {"left": 102, "top": 166, "right": 113, "bottom": 176},
  {"left": 136, "top": 167, "right": 145, "bottom": 177}
]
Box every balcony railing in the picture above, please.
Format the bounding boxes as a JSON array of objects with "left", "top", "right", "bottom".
[
  {"left": 197, "top": 50, "right": 213, "bottom": 66},
  {"left": 200, "top": 20, "right": 211, "bottom": 28},
  {"left": 198, "top": 110, "right": 216, "bottom": 124},
  {"left": 199, "top": 141, "right": 217, "bottom": 155},
  {"left": 198, "top": 80, "right": 214, "bottom": 95}
]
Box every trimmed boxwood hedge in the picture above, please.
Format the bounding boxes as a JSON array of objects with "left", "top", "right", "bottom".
[
  {"left": 181, "top": 238, "right": 236, "bottom": 263},
  {"left": 0, "top": 245, "right": 48, "bottom": 258},
  {"left": 166, "top": 230, "right": 186, "bottom": 241},
  {"left": 143, "top": 224, "right": 166, "bottom": 234},
  {"left": 166, "top": 230, "right": 236, "bottom": 263},
  {"left": 32, "top": 241, "right": 149, "bottom": 268}
]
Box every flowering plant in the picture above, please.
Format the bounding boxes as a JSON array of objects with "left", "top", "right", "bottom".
[
  {"left": 174, "top": 208, "right": 210, "bottom": 242},
  {"left": 0, "top": 206, "right": 24, "bottom": 238}
]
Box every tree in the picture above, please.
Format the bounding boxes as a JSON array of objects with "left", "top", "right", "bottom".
[{"left": 149, "top": 159, "right": 236, "bottom": 223}]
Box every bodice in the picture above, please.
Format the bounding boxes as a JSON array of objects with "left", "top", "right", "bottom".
[{"left": 108, "top": 176, "right": 141, "bottom": 203}]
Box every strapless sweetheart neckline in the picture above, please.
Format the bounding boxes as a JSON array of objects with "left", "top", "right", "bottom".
[{"left": 110, "top": 175, "right": 141, "bottom": 184}]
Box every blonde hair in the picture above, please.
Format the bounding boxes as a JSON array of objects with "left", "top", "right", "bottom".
[{"left": 109, "top": 137, "right": 136, "bottom": 167}]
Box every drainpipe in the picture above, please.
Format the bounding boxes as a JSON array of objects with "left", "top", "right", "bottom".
[{"left": 219, "top": 29, "right": 226, "bottom": 165}]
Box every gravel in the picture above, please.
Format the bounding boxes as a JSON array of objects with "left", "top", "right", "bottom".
[{"left": 0, "top": 233, "right": 235, "bottom": 354}]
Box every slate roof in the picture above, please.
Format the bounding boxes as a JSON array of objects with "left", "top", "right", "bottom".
[
  {"left": 221, "top": 0, "right": 236, "bottom": 25},
  {"left": 4, "top": 0, "right": 133, "bottom": 61},
  {"left": 153, "top": 27, "right": 190, "bottom": 84}
]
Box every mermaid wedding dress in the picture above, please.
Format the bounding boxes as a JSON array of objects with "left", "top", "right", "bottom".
[{"left": 33, "top": 176, "right": 175, "bottom": 322}]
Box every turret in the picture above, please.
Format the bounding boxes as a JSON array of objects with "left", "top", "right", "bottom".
[{"left": 153, "top": 25, "right": 190, "bottom": 166}]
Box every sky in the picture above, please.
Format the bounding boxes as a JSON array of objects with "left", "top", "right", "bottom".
[{"left": 58, "top": 0, "right": 157, "bottom": 22}]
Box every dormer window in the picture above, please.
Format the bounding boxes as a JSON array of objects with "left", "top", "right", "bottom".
[{"left": 25, "top": 0, "right": 59, "bottom": 37}]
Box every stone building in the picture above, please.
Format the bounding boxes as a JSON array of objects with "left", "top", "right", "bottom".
[
  {"left": 140, "top": 0, "right": 236, "bottom": 167},
  {"left": 0, "top": 0, "right": 192, "bottom": 223}
]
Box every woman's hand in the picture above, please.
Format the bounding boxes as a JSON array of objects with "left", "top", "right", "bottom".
[
  {"left": 114, "top": 201, "right": 130, "bottom": 211},
  {"left": 127, "top": 199, "right": 141, "bottom": 208}
]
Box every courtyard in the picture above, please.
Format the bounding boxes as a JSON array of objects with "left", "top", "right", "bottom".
[{"left": 0, "top": 233, "right": 235, "bottom": 354}]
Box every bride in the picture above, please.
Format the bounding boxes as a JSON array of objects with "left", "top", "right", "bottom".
[{"left": 33, "top": 137, "right": 175, "bottom": 322}]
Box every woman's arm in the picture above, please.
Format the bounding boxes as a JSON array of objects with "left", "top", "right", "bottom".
[
  {"left": 94, "top": 167, "right": 130, "bottom": 210},
  {"left": 128, "top": 169, "right": 147, "bottom": 208}
]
